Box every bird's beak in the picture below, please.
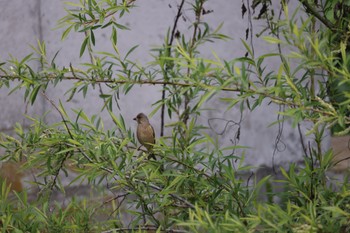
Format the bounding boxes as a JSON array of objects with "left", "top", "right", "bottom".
[{"left": 133, "top": 117, "right": 136, "bottom": 121}]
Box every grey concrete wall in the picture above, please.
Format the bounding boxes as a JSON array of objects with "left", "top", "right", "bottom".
[
  {"left": 0, "top": 0, "right": 324, "bottom": 168},
  {"left": 0, "top": 1, "right": 44, "bottom": 132}
]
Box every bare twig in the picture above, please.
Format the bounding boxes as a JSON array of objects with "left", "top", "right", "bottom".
[{"left": 333, "top": 156, "right": 350, "bottom": 167}]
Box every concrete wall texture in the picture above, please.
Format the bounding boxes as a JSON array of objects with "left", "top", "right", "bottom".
[{"left": 0, "top": 0, "right": 327, "bottom": 168}]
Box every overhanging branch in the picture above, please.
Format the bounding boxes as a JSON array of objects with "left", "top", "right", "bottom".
[{"left": 0, "top": 74, "right": 337, "bottom": 117}]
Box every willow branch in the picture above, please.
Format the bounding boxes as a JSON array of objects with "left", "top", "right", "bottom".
[
  {"left": 0, "top": 74, "right": 337, "bottom": 117},
  {"left": 299, "top": 0, "right": 335, "bottom": 32}
]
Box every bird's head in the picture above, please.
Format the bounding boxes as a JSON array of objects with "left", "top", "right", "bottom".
[{"left": 133, "top": 113, "right": 149, "bottom": 124}]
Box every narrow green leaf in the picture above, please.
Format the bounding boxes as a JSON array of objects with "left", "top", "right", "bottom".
[
  {"left": 263, "top": 36, "right": 282, "bottom": 44},
  {"left": 90, "top": 29, "right": 95, "bottom": 46},
  {"left": 80, "top": 36, "right": 89, "bottom": 57},
  {"left": 111, "top": 26, "right": 117, "bottom": 45},
  {"left": 124, "top": 45, "right": 139, "bottom": 60},
  {"left": 61, "top": 25, "right": 74, "bottom": 40},
  {"left": 30, "top": 85, "right": 41, "bottom": 105}
]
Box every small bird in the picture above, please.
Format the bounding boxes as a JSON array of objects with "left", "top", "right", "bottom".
[{"left": 134, "top": 113, "right": 156, "bottom": 160}]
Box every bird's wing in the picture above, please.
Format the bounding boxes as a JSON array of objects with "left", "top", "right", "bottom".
[{"left": 147, "top": 124, "right": 156, "bottom": 144}]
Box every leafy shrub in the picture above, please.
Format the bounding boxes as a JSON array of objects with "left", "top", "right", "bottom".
[{"left": 0, "top": 0, "right": 349, "bottom": 232}]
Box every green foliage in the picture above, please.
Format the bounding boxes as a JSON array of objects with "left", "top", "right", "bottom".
[{"left": 0, "top": 0, "right": 350, "bottom": 232}]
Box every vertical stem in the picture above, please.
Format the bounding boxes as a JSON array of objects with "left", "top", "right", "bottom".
[
  {"left": 160, "top": 0, "right": 186, "bottom": 136},
  {"left": 308, "top": 5, "right": 325, "bottom": 187},
  {"left": 160, "top": 86, "right": 166, "bottom": 137},
  {"left": 310, "top": 13, "right": 324, "bottom": 166},
  {"left": 182, "top": 0, "right": 205, "bottom": 126},
  {"left": 310, "top": 16, "right": 316, "bottom": 99}
]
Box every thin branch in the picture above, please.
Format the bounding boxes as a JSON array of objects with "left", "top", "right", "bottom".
[
  {"left": 333, "top": 156, "right": 350, "bottom": 167},
  {"left": 272, "top": 105, "right": 286, "bottom": 174},
  {"left": 299, "top": 0, "right": 335, "bottom": 32},
  {"left": 169, "top": 0, "right": 185, "bottom": 47},
  {"left": 48, "top": 151, "right": 71, "bottom": 199},
  {"left": 108, "top": 194, "right": 127, "bottom": 220},
  {"left": 161, "top": 0, "right": 186, "bottom": 137},
  {"left": 140, "top": 178, "right": 195, "bottom": 209},
  {"left": 1, "top": 74, "right": 336, "bottom": 117},
  {"left": 246, "top": 0, "right": 255, "bottom": 56},
  {"left": 41, "top": 91, "right": 74, "bottom": 139},
  {"left": 182, "top": 0, "right": 205, "bottom": 126},
  {"left": 297, "top": 123, "right": 308, "bottom": 157}
]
